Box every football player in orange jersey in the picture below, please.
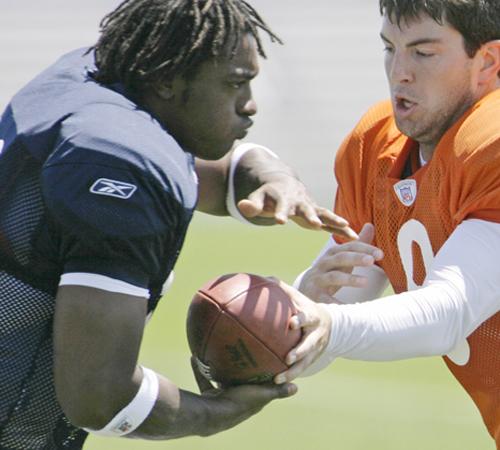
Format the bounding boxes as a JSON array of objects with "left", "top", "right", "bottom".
[{"left": 274, "top": 0, "right": 500, "bottom": 447}]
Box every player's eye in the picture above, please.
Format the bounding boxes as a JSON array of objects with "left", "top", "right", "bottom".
[
  {"left": 229, "top": 80, "right": 245, "bottom": 89},
  {"left": 415, "top": 49, "right": 434, "bottom": 58}
]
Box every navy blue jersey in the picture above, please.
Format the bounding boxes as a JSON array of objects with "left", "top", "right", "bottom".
[{"left": 0, "top": 48, "right": 198, "bottom": 449}]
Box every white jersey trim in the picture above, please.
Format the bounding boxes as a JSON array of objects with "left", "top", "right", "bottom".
[{"left": 59, "top": 273, "right": 149, "bottom": 298}]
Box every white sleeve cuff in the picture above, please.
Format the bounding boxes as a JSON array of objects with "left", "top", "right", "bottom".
[
  {"left": 59, "top": 273, "right": 149, "bottom": 298},
  {"left": 84, "top": 367, "right": 159, "bottom": 437},
  {"left": 226, "top": 143, "right": 278, "bottom": 225}
]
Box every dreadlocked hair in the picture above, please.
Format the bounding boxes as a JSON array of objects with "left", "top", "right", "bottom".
[{"left": 91, "top": 0, "right": 281, "bottom": 92}]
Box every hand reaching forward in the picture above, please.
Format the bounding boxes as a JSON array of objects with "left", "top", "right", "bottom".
[
  {"left": 232, "top": 148, "right": 357, "bottom": 239},
  {"left": 298, "top": 223, "right": 383, "bottom": 303},
  {"left": 237, "top": 176, "right": 358, "bottom": 240}
]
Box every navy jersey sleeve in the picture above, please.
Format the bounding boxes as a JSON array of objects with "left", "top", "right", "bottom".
[{"left": 41, "top": 105, "right": 197, "bottom": 290}]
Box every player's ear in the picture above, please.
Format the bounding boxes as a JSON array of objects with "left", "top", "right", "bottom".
[
  {"left": 150, "top": 81, "right": 175, "bottom": 101},
  {"left": 149, "top": 76, "right": 187, "bottom": 102},
  {"left": 477, "top": 40, "right": 500, "bottom": 85}
]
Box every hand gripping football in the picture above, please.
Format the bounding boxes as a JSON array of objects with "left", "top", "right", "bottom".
[{"left": 186, "top": 273, "right": 302, "bottom": 386}]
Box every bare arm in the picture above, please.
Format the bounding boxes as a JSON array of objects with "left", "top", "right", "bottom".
[
  {"left": 195, "top": 145, "right": 357, "bottom": 239},
  {"left": 53, "top": 285, "right": 295, "bottom": 439}
]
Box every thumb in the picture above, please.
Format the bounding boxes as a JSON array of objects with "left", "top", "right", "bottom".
[
  {"left": 237, "top": 198, "right": 264, "bottom": 218},
  {"left": 358, "top": 223, "right": 375, "bottom": 244},
  {"left": 274, "top": 382, "right": 298, "bottom": 398},
  {"left": 258, "top": 382, "right": 298, "bottom": 400}
]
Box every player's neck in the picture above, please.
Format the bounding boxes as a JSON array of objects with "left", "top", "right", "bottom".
[{"left": 418, "top": 144, "right": 433, "bottom": 164}]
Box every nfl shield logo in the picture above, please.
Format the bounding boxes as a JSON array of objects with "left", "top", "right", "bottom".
[{"left": 393, "top": 179, "right": 417, "bottom": 206}]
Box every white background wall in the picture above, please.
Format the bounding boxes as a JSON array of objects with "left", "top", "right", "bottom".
[{"left": 0, "top": 1, "right": 388, "bottom": 206}]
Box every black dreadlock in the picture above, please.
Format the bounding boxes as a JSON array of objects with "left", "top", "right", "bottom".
[{"left": 91, "top": 0, "right": 281, "bottom": 92}]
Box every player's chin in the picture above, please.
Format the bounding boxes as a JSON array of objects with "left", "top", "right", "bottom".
[{"left": 197, "top": 140, "right": 234, "bottom": 160}]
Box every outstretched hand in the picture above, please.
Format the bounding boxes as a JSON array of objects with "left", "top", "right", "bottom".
[{"left": 237, "top": 174, "right": 358, "bottom": 240}]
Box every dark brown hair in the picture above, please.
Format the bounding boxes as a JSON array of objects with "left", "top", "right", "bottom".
[{"left": 380, "top": 0, "right": 500, "bottom": 57}]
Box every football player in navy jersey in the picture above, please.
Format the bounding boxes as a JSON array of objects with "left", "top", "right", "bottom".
[{"left": 0, "top": 1, "right": 354, "bottom": 449}]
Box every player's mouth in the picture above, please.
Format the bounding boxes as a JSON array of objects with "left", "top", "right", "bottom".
[
  {"left": 394, "top": 95, "right": 418, "bottom": 118},
  {"left": 236, "top": 120, "right": 253, "bottom": 139}
]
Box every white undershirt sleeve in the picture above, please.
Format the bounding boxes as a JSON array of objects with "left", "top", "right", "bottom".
[{"left": 302, "top": 219, "right": 500, "bottom": 376}]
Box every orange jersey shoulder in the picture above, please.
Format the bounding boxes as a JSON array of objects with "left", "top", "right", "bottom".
[
  {"left": 334, "top": 91, "right": 500, "bottom": 242},
  {"left": 437, "top": 89, "right": 500, "bottom": 223},
  {"left": 334, "top": 100, "right": 404, "bottom": 234}
]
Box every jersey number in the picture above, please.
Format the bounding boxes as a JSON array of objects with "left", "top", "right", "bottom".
[
  {"left": 396, "top": 219, "right": 470, "bottom": 366},
  {"left": 396, "top": 219, "right": 434, "bottom": 290}
]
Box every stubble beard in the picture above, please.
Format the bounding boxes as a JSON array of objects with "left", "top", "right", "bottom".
[{"left": 397, "top": 87, "right": 476, "bottom": 152}]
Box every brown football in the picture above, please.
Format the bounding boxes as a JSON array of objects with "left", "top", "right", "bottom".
[{"left": 186, "top": 273, "right": 302, "bottom": 386}]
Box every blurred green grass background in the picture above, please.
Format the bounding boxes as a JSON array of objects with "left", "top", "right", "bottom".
[{"left": 88, "top": 214, "right": 493, "bottom": 450}]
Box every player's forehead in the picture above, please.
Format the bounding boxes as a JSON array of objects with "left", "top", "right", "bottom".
[
  {"left": 381, "top": 12, "right": 458, "bottom": 45},
  {"left": 196, "top": 34, "right": 259, "bottom": 80}
]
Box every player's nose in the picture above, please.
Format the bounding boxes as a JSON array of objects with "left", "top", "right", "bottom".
[{"left": 240, "top": 97, "right": 257, "bottom": 116}]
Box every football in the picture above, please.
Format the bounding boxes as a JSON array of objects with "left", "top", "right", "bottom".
[{"left": 186, "top": 273, "right": 302, "bottom": 386}]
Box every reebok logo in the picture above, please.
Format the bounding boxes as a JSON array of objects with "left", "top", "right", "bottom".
[{"left": 90, "top": 178, "right": 137, "bottom": 199}]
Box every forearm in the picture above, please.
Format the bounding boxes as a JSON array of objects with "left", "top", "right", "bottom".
[
  {"left": 83, "top": 367, "right": 240, "bottom": 440},
  {"left": 195, "top": 143, "right": 281, "bottom": 217},
  {"left": 130, "top": 374, "right": 216, "bottom": 440},
  {"left": 303, "top": 278, "right": 479, "bottom": 376},
  {"left": 325, "top": 283, "right": 471, "bottom": 361},
  {"left": 197, "top": 144, "right": 355, "bottom": 237}
]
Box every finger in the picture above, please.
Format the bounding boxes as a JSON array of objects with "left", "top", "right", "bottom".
[
  {"left": 316, "top": 251, "right": 377, "bottom": 272},
  {"left": 288, "top": 216, "right": 323, "bottom": 231},
  {"left": 289, "top": 328, "right": 327, "bottom": 364},
  {"left": 318, "top": 270, "right": 369, "bottom": 289},
  {"left": 315, "top": 210, "right": 359, "bottom": 240},
  {"left": 291, "top": 203, "right": 323, "bottom": 229},
  {"left": 320, "top": 223, "right": 359, "bottom": 240},
  {"left": 274, "top": 353, "right": 317, "bottom": 384},
  {"left": 315, "top": 208, "right": 350, "bottom": 228},
  {"left": 277, "top": 280, "right": 313, "bottom": 308},
  {"left": 235, "top": 382, "right": 298, "bottom": 401},
  {"left": 357, "top": 222, "right": 374, "bottom": 243},
  {"left": 271, "top": 195, "right": 290, "bottom": 224},
  {"left": 268, "top": 382, "right": 298, "bottom": 399},
  {"left": 289, "top": 308, "right": 317, "bottom": 330},
  {"left": 321, "top": 241, "right": 383, "bottom": 261},
  {"left": 237, "top": 198, "right": 264, "bottom": 219},
  {"left": 190, "top": 356, "right": 216, "bottom": 393}
]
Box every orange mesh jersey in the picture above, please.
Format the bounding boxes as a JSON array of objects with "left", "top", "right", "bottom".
[{"left": 334, "top": 90, "right": 500, "bottom": 446}]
